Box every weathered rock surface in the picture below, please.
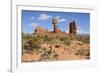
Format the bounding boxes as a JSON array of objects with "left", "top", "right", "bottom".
[
  {"left": 34, "top": 18, "right": 77, "bottom": 36},
  {"left": 52, "top": 17, "right": 61, "bottom": 33},
  {"left": 34, "top": 26, "right": 49, "bottom": 35},
  {"left": 69, "top": 21, "right": 77, "bottom": 35}
]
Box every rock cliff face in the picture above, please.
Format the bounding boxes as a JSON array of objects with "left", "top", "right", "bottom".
[
  {"left": 69, "top": 21, "right": 77, "bottom": 35},
  {"left": 34, "top": 17, "right": 77, "bottom": 36},
  {"left": 34, "top": 26, "right": 49, "bottom": 35}
]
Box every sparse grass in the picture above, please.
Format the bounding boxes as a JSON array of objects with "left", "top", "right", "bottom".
[
  {"left": 43, "top": 35, "right": 53, "bottom": 43},
  {"left": 59, "top": 36, "right": 71, "bottom": 45},
  {"left": 22, "top": 34, "right": 42, "bottom": 52},
  {"left": 40, "top": 48, "right": 58, "bottom": 60},
  {"left": 76, "top": 34, "right": 90, "bottom": 44},
  {"left": 75, "top": 49, "right": 90, "bottom": 57},
  {"left": 40, "top": 48, "right": 51, "bottom": 60},
  {"left": 22, "top": 34, "right": 33, "bottom": 40},
  {"left": 23, "top": 39, "right": 41, "bottom": 52},
  {"left": 22, "top": 33, "right": 90, "bottom": 61},
  {"left": 66, "top": 38, "right": 71, "bottom": 45}
]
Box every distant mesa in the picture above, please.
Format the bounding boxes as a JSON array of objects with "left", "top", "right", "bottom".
[
  {"left": 34, "top": 17, "right": 77, "bottom": 36},
  {"left": 34, "top": 26, "right": 49, "bottom": 35}
]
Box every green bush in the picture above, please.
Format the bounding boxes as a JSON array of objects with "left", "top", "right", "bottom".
[
  {"left": 61, "top": 36, "right": 71, "bottom": 45},
  {"left": 43, "top": 35, "right": 53, "bottom": 43},
  {"left": 22, "top": 35, "right": 33, "bottom": 40},
  {"left": 23, "top": 39, "right": 41, "bottom": 52}
]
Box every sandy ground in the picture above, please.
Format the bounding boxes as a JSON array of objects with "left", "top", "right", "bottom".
[{"left": 22, "top": 40, "right": 90, "bottom": 62}]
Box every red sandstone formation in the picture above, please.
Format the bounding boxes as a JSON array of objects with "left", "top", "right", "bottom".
[
  {"left": 34, "top": 18, "right": 77, "bottom": 36},
  {"left": 52, "top": 17, "right": 61, "bottom": 33},
  {"left": 34, "top": 26, "right": 49, "bottom": 35},
  {"left": 69, "top": 21, "right": 77, "bottom": 35}
]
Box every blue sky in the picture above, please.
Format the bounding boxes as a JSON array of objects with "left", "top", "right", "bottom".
[{"left": 22, "top": 10, "right": 90, "bottom": 34}]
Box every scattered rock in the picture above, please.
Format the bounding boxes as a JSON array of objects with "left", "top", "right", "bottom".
[{"left": 55, "top": 44, "right": 61, "bottom": 48}]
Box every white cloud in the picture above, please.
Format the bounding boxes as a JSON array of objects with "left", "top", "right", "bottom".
[
  {"left": 77, "top": 29, "right": 89, "bottom": 34},
  {"left": 77, "top": 30, "right": 84, "bottom": 33},
  {"left": 55, "top": 16, "right": 60, "bottom": 19},
  {"left": 30, "top": 16, "right": 34, "bottom": 19},
  {"left": 38, "top": 14, "right": 52, "bottom": 20},
  {"left": 77, "top": 26, "right": 89, "bottom": 34},
  {"left": 58, "top": 18, "right": 66, "bottom": 22},
  {"left": 30, "top": 23, "right": 38, "bottom": 28}
]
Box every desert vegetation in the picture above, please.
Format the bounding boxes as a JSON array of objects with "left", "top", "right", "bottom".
[
  {"left": 22, "top": 16, "right": 90, "bottom": 62},
  {"left": 22, "top": 33, "right": 90, "bottom": 62},
  {"left": 76, "top": 34, "right": 90, "bottom": 44}
]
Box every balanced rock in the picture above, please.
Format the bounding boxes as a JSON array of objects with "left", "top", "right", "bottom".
[{"left": 52, "top": 17, "right": 60, "bottom": 33}]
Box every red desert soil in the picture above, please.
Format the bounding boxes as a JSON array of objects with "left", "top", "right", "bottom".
[{"left": 22, "top": 40, "right": 90, "bottom": 62}]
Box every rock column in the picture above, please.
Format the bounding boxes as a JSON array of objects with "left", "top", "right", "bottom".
[
  {"left": 69, "top": 21, "right": 77, "bottom": 35},
  {"left": 52, "top": 17, "right": 60, "bottom": 33}
]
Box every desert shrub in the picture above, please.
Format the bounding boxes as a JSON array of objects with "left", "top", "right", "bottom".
[
  {"left": 23, "top": 34, "right": 42, "bottom": 43},
  {"left": 32, "top": 43, "right": 41, "bottom": 50},
  {"left": 22, "top": 35, "right": 33, "bottom": 41},
  {"left": 43, "top": 35, "right": 53, "bottom": 43},
  {"left": 32, "top": 36, "right": 39, "bottom": 42},
  {"left": 40, "top": 48, "right": 54, "bottom": 60},
  {"left": 23, "top": 39, "right": 41, "bottom": 52},
  {"left": 66, "top": 38, "right": 71, "bottom": 45},
  {"left": 77, "top": 34, "right": 90, "bottom": 44},
  {"left": 40, "top": 47, "right": 59, "bottom": 60},
  {"left": 60, "top": 36, "right": 67, "bottom": 41},
  {"left": 32, "top": 35, "right": 42, "bottom": 44},
  {"left": 42, "top": 47, "right": 47, "bottom": 51},
  {"left": 22, "top": 34, "right": 43, "bottom": 52},
  {"left": 68, "top": 35, "right": 76, "bottom": 40},
  {"left": 75, "top": 49, "right": 90, "bottom": 56},
  {"left": 61, "top": 37, "right": 71, "bottom": 45}
]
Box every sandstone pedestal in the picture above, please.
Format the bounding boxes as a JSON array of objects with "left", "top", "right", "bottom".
[{"left": 52, "top": 17, "right": 60, "bottom": 33}]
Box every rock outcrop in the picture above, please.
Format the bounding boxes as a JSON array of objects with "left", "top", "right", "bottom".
[
  {"left": 34, "top": 17, "right": 77, "bottom": 36},
  {"left": 34, "top": 26, "right": 49, "bottom": 35},
  {"left": 52, "top": 17, "right": 61, "bottom": 33},
  {"left": 69, "top": 21, "right": 77, "bottom": 35}
]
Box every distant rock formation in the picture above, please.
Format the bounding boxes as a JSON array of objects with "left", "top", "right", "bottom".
[
  {"left": 52, "top": 17, "right": 61, "bottom": 33},
  {"left": 34, "top": 26, "right": 49, "bottom": 35},
  {"left": 69, "top": 21, "right": 77, "bottom": 35},
  {"left": 34, "top": 17, "right": 77, "bottom": 36}
]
